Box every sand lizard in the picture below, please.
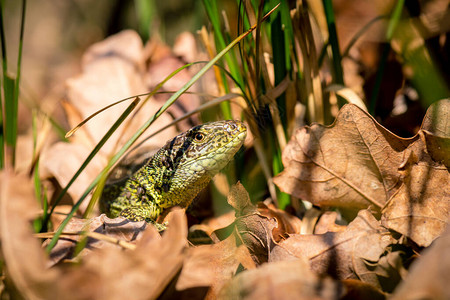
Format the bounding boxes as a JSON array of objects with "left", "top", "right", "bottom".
[{"left": 100, "top": 120, "right": 247, "bottom": 227}]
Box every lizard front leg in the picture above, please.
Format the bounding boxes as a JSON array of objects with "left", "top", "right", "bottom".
[{"left": 119, "top": 204, "right": 167, "bottom": 231}]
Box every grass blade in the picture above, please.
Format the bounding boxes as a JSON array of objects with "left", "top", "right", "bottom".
[
  {"left": 322, "top": 0, "right": 344, "bottom": 107},
  {"left": 0, "top": 1, "right": 5, "bottom": 169},
  {"left": 0, "top": 0, "right": 26, "bottom": 167}
]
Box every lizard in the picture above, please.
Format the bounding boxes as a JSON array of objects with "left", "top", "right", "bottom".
[{"left": 99, "top": 120, "right": 247, "bottom": 228}]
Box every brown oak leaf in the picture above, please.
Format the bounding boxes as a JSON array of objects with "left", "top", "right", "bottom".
[
  {"left": 270, "top": 210, "right": 398, "bottom": 283},
  {"left": 175, "top": 233, "right": 255, "bottom": 299},
  {"left": 274, "top": 100, "right": 449, "bottom": 242},
  {"left": 217, "top": 259, "right": 345, "bottom": 300},
  {"left": 0, "top": 171, "right": 188, "bottom": 300},
  {"left": 226, "top": 182, "right": 305, "bottom": 265},
  {"left": 381, "top": 100, "right": 450, "bottom": 247},
  {"left": 391, "top": 224, "right": 450, "bottom": 300}
]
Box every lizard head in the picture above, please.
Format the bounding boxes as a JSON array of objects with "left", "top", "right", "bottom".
[
  {"left": 183, "top": 120, "right": 247, "bottom": 175},
  {"left": 155, "top": 120, "right": 247, "bottom": 199},
  {"left": 162, "top": 120, "right": 247, "bottom": 175}
]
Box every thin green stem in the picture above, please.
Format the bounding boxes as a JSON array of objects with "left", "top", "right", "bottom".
[
  {"left": 322, "top": 0, "right": 345, "bottom": 107},
  {"left": 0, "top": 1, "right": 7, "bottom": 75},
  {"left": 0, "top": 1, "right": 7, "bottom": 169},
  {"left": 11, "top": 0, "right": 26, "bottom": 165}
]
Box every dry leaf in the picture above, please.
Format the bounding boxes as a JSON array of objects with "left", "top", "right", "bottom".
[
  {"left": 0, "top": 171, "right": 189, "bottom": 300},
  {"left": 341, "top": 279, "right": 386, "bottom": 300},
  {"left": 227, "top": 182, "right": 257, "bottom": 217},
  {"left": 0, "top": 171, "right": 59, "bottom": 300},
  {"left": 217, "top": 260, "right": 344, "bottom": 300},
  {"left": 176, "top": 234, "right": 255, "bottom": 299},
  {"left": 381, "top": 155, "right": 449, "bottom": 246},
  {"left": 353, "top": 249, "right": 407, "bottom": 293},
  {"left": 65, "top": 30, "right": 149, "bottom": 154},
  {"left": 60, "top": 209, "right": 187, "bottom": 300},
  {"left": 391, "top": 224, "right": 450, "bottom": 300},
  {"left": 227, "top": 183, "right": 278, "bottom": 264},
  {"left": 46, "top": 214, "right": 153, "bottom": 266},
  {"left": 314, "top": 211, "right": 346, "bottom": 234},
  {"left": 270, "top": 210, "right": 397, "bottom": 282},
  {"left": 381, "top": 100, "right": 450, "bottom": 247},
  {"left": 274, "top": 100, "right": 449, "bottom": 246},
  {"left": 145, "top": 33, "right": 201, "bottom": 132},
  {"left": 43, "top": 142, "right": 106, "bottom": 207},
  {"left": 274, "top": 103, "right": 412, "bottom": 211},
  {"left": 190, "top": 210, "right": 235, "bottom": 237},
  {"left": 225, "top": 183, "right": 306, "bottom": 264},
  {"left": 257, "top": 202, "right": 303, "bottom": 237}
]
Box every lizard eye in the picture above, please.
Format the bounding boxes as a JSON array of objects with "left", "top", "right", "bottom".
[{"left": 194, "top": 132, "right": 205, "bottom": 141}]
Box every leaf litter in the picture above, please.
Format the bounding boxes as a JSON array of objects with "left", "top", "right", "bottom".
[
  {"left": 274, "top": 99, "right": 449, "bottom": 247},
  {"left": 1, "top": 27, "right": 449, "bottom": 300},
  {"left": 2, "top": 100, "right": 449, "bottom": 299}
]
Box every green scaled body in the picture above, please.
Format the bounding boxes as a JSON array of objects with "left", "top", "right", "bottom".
[{"left": 100, "top": 120, "right": 247, "bottom": 225}]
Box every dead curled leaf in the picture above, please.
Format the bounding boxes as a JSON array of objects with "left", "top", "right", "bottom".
[
  {"left": 270, "top": 210, "right": 398, "bottom": 284},
  {"left": 391, "top": 224, "right": 450, "bottom": 300},
  {"left": 381, "top": 100, "right": 450, "bottom": 247},
  {"left": 381, "top": 151, "right": 449, "bottom": 247},
  {"left": 0, "top": 172, "right": 59, "bottom": 300},
  {"left": 257, "top": 202, "right": 303, "bottom": 238},
  {"left": 69, "top": 209, "right": 188, "bottom": 300},
  {"left": 226, "top": 182, "right": 299, "bottom": 264},
  {"left": 274, "top": 102, "right": 411, "bottom": 210},
  {"left": 217, "top": 260, "right": 344, "bottom": 300},
  {"left": 45, "top": 214, "right": 153, "bottom": 266},
  {"left": 274, "top": 99, "right": 450, "bottom": 246},
  {"left": 314, "top": 211, "right": 346, "bottom": 234},
  {"left": 175, "top": 234, "right": 255, "bottom": 299},
  {"left": 0, "top": 171, "right": 188, "bottom": 300}
]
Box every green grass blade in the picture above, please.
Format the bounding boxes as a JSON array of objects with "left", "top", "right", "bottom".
[
  {"left": 0, "top": 1, "right": 5, "bottom": 168},
  {"left": 134, "top": 0, "right": 155, "bottom": 41},
  {"left": 3, "top": 75, "right": 15, "bottom": 144},
  {"left": 0, "top": 1, "right": 7, "bottom": 74},
  {"left": 322, "top": 0, "right": 344, "bottom": 107},
  {"left": 32, "top": 110, "right": 43, "bottom": 232},
  {"left": 269, "top": 0, "right": 293, "bottom": 130},
  {"left": 82, "top": 169, "right": 108, "bottom": 219},
  {"left": 14, "top": 0, "right": 26, "bottom": 136},
  {"left": 202, "top": 0, "right": 233, "bottom": 119},
  {"left": 0, "top": 0, "right": 26, "bottom": 166},
  {"left": 0, "top": 0, "right": 14, "bottom": 165},
  {"left": 131, "top": 92, "right": 243, "bottom": 152},
  {"left": 386, "top": 1, "right": 404, "bottom": 40}
]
